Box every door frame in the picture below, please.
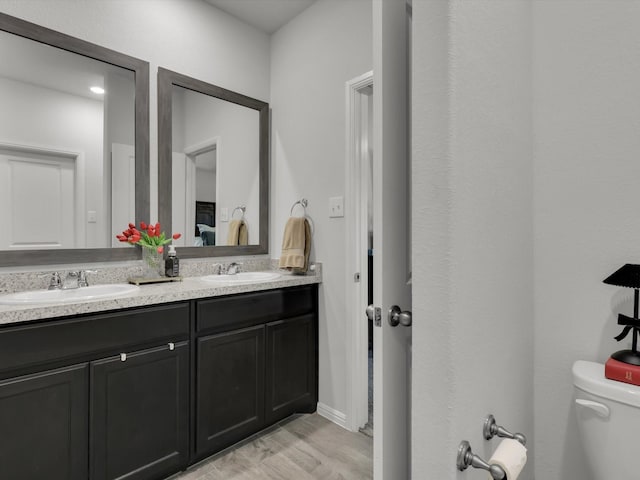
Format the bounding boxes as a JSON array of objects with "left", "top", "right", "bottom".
[
  {"left": 183, "top": 137, "right": 220, "bottom": 246},
  {"left": 345, "top": 71, "right": 374, "bottom": 432}
]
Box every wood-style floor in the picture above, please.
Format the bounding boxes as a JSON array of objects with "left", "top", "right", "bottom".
[{"left": 171, "top": 414, "right": 373, "bottom": 480}]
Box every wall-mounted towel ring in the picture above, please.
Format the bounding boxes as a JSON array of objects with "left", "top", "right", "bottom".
[
  {"left": 289, "top": 198, "right": 314, "bottom": 234},
  {"left": 290, "top": 198, "right": 308, "bottom": 216},
  {"left": 232, "top": 206, "right": 246, "bottom": 220}
]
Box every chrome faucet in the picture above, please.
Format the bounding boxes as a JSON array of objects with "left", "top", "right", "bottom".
[
  {"left": 227, "top": 262, "right": 241, "bottom": 275},
  {"left": 61, "top": 270, "right": 96, "bottom": 289},
  {"left": 62, "top": 271, "right": 80, "bottom": 290},
  {"left": 78, "top": 270, "right": 96, "bottom": 287},
  {"left": 40, "top": 272, "right": 62, "bottom": 290},
  {"left": 212, "top": 263, "right": 225, "bottom": 275}
]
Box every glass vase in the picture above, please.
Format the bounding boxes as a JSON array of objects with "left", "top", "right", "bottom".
[{"left": 141, "top": 246, "right": 164, "bottom": 278}]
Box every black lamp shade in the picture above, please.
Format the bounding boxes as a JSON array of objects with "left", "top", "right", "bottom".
[{"left": 603, "top": 264, "right": 640, "bottom": 289}]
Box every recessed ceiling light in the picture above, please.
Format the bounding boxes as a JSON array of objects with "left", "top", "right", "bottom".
[{"left": 90, "top": 86, "right": 105, "bottom": 94}]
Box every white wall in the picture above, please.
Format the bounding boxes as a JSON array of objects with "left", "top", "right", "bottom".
[
  {"left": 412, "top": 1, "right": 534, "bottom": 478},
  {"left": 270, "top": 0, "right": 372, "bottom": 417},
  {"left": 533, "top": 2, "right": 640, "bottom": 479},
  {"left": 0, "top": 0, "right": 271, "bottom": 223}
]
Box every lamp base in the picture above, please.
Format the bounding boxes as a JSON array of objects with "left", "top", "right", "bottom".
[{"left": 611, "top": 349, "right": 640, "bottom": 366}]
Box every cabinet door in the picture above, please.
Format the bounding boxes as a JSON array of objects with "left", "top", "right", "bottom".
[
  {"left": 90, "top": 342, "right": 189, "bottom": 480},
  {"left": 195, "top": 325, "right": 265, "bottom": 458},
  {"left": 0, "top": 364, "right": 88, "bottom": 480},
  {"left": 265, "top": 314, "right": 317, "bottom": 424}
]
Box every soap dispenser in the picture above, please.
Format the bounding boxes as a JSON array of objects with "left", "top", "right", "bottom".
[{"left": 165, "top": 245, "right": 180, "bottom": 277}]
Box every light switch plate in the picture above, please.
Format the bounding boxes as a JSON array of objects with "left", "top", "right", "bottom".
[
  {"left": 87, "top": 210, "right": 97, "bottom": 223},
  {"left": 329, "top": 196, "right": 344, "bottom": 218},
  {"left": 220, "top": 207, "right": 229, "bottom": 222}
]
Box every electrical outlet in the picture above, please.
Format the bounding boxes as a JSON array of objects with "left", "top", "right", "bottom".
[
  {"left": 329, "top": 196, "right": 344, "bottom": 218},
  {"left": 220, "top": 207, "right": 229, "bottom": 222}
]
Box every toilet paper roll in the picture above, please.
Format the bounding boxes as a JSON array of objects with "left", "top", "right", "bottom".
[{"left": 487, "top": 439, "right": 527, "bottom": 480}]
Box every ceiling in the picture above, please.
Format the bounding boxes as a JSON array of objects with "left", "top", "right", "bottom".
[{"left": 204, "top": 0, "right": 316, "bottom": 34}]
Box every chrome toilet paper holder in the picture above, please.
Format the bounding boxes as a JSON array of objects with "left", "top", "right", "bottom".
[
  {"left": 457, "top": 440, "right": 507, "bottom": 479},
  {"left": 457, "top": 414, "right": 527, "bottom": 478},
  {"left": 484, "top": 414, "right": 526, "bottom": 446}
]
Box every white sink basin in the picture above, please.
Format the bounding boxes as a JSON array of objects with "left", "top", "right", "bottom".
[
  {"left": 200, "top": 271, "right": 281, "bottom": 284},
  {"left": 0, "top": 283, "right": 140, "bottom": 305}
]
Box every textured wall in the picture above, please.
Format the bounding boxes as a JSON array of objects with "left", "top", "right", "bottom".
[
  {"left": 533, "top": 2, "right": 640, "bottom": 479},
  {"left": 412, "top": 1, "right": 534, "bottom": 477},
  {"left": 270, "top": 0, "right": 372, "bottom": 417}
]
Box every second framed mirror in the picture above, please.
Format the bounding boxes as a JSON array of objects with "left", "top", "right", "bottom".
[{"left": 158, "top": 68, "right": 269, "bottom": 258}]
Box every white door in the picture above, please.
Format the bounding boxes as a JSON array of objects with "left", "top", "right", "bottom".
[
  {"left": 373, "top": 1, "right": 411, "bottom": 479},
  {"left": 0, "top": 149, "right": 78, "bottom": 249},
  {"left": 111, "top": 143, "right": 135, "bottom": 247}
]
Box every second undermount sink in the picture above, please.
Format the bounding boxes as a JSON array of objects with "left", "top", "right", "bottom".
[
  {"left": 199, "top": 271, "right": 281, "bottom": 284},
  {"left": 0, "top": 283, "right": 140, "bottom": 305}
]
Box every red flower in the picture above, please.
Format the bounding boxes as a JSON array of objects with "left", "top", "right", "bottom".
[{"left": 115, "top": 220, "right": 180, "bottom": 249}]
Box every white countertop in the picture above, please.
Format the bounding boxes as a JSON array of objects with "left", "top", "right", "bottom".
[{"left": 0, "top": 270, "right": 321, "bottom": 326}]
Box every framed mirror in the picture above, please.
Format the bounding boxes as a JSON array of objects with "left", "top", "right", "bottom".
[
  {"left": 158, "top": 68, "right": 269, "bottom": 258},
  {"left": 0, "top": 12, "right": 149, "bottom": 267}
]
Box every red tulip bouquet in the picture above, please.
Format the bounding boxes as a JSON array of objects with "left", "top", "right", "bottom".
[
  {"left": 116, "top": 222, "right": 181, "bottom": 277},
  {"left": 116, "top": 221, "right": 181, "bottom": 253}
]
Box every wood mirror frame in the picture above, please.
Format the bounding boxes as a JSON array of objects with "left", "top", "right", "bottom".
[
  {"left": 0, "top": 12, "right": 149, "bottom": 267},
  {"left": 157, "top": 67, "right": 269, "bottom": 258}
]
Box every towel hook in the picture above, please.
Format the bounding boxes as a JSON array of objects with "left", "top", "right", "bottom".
[
  {"left": 232, "top": 205, "right": 246, "bottom": 220},
  {"left": 290, "top": 198, "right": 308, "bottom": 216}
]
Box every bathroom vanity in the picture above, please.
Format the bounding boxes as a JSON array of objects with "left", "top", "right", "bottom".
[{"left": 0, "top": 279, "right": 318, "bottom": 480}]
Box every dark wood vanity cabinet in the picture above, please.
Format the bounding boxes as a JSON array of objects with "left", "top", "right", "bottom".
[
  {"left": 195, "top": 325, "right": 266, "bottom": 456},
  {"left": 0, "top": 284, "right": 318, "bottom": 480},
  {"left": 90, "top": 342, "right": 189, "bottom": 480},
  {"left": 0, "top": 302, "right": 190, "bottom": 480},
  {"left": 0, "top": 363, "right": 88, "bottom": 480},
  {"left": 194, "top": 285, "right": 318, "bottom": 460},
  {"left": 265, "top": 314, "right": 317, "bottom": 424}
]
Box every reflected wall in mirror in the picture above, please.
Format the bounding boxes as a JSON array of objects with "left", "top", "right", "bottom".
[
  {"left": 158, "top": 68, "right": 269, "bottom": 258},
  {"left": 0, "top": 12, "right": 149, "bottom": 267}
]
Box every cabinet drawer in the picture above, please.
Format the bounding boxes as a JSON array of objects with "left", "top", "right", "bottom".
[
  {"left": 196, "top": 286, "right": 316, "bottom": 333},
  {"left": 0, "top": 302, "right": 189, "bottom": 375}
]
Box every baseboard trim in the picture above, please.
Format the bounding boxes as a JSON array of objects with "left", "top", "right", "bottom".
[{"left": 317, "top": 402, "right": 348, "bottom": 429}]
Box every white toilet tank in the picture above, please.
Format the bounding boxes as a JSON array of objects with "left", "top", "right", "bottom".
[{"left": 572, "top": 360, "right": 640, "bottom": 480}]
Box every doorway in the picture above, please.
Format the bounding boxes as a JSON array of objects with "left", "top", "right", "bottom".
[{"left": 345, "top": 71, "right": 374, "bottom": 434}]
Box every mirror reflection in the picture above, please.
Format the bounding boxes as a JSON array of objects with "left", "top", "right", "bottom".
[
  {"left": 158, "top": 68, "right": 269, "bottom": 258},
  {"left": 0, "top": 28, "right": 137, "bottom": 251},
  {"left": 171, "top": 86, "right": 260, "bottom": 247}
]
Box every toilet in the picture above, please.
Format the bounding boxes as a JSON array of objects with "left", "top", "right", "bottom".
[{"left": 572, "top": 360, "right": 640, "bottom": 480}]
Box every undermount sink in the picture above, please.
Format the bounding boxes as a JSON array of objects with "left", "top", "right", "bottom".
[
  {"left": 199, "top": 271, "right": 281, "bottom": 284},
  {"left": 0, "top": 283, "right": 140, "bottom": 305}
]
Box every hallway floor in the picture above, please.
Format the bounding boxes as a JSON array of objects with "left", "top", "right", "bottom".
[{"left": 170, "top": 414, "right": 373, "bottom": 480}]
